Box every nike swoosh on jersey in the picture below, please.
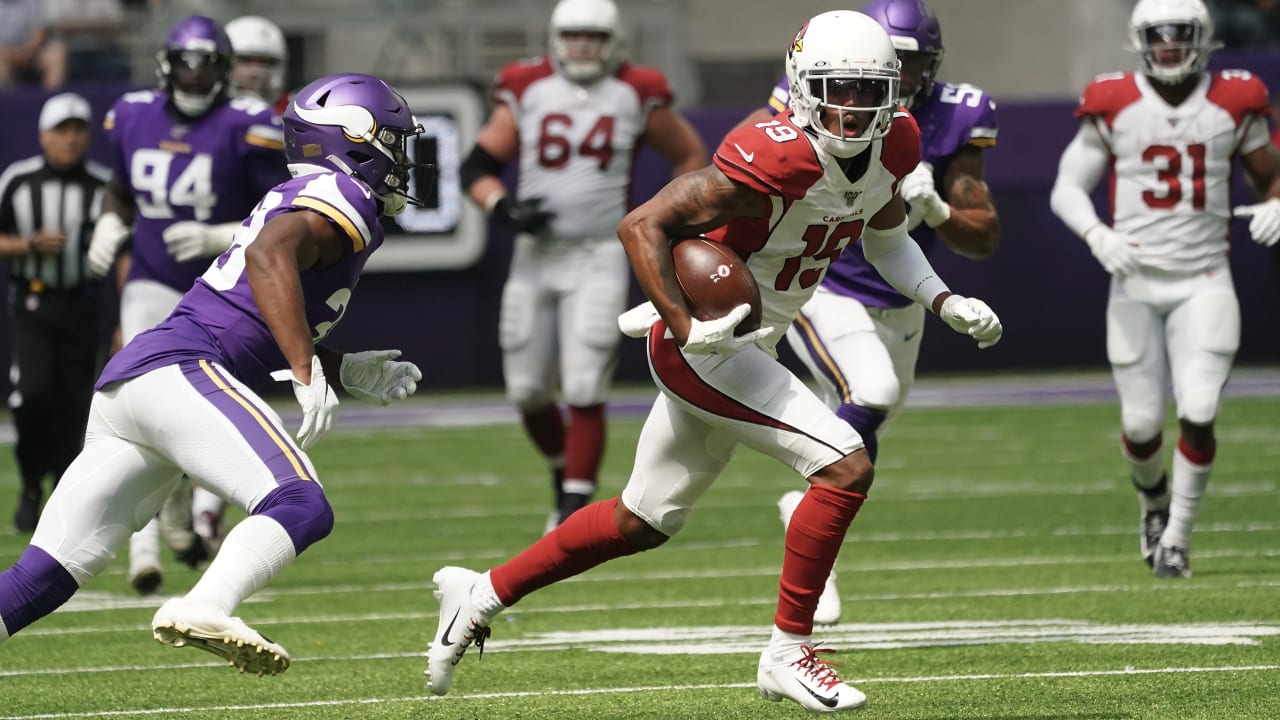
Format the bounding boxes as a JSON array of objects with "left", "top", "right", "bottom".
[
  {"left": 797, "top": 680, "right": 840, "bottom": 708},
  {"left": 734, "top": 143, "right": 754, "bottom": 163},
  {"left": 439, "top": 608, "right": 461, "bottom": 647}
]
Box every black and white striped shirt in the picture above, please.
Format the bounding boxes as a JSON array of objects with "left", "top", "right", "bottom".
[{"left": 0, "top": 155, "right": 111, "bottom": 291}]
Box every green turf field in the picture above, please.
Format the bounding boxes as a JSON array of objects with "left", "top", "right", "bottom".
[{"left": 1, "top": 389, "right": 1277, "bottom": 719}]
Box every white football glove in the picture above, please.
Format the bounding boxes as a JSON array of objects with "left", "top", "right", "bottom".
[
  {"left": 618, "top": 301, "right": 661, "bottom": 338},
  {"left": 340, "top": 349, "right": 422, "bottom": 405},
  {"left": 1083, "top": 225, "right": 1140, "bottom": 276},
  {"left": 162, "top": 221, "right": 240, "bottom": 262},
  {"left": 681, "top": 304, "right": 774, "bottom": 355},
  {"left": 270, "top": 356, "right": 339, "bottom": 450},
  {"left": 1233, "top": 198, "right": 1280, "bottom": 247},
  {"left": 87, "top": 212, "right": 129, "bottom": 277},
  {"left": 939, "top": 295, "right": 1003, "bottom": 349},
  {"left": 900, "top": 162, "right": 951, "bottom": 228}
]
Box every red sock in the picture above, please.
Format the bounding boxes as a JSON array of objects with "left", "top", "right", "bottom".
[
  {"left": 564, "top": 404, "right": 605, "bottom": 489},
  {"left": 520, "top": 404, "right": 565, "bottom": 460},
  {"left": 776, "top": 484, "right": 866, "bottom": 635},
  {"left": 490, "top": 497, "right": 640, "bottom": 606}
]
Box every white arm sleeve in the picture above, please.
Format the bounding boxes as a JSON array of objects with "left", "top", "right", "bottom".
[
  {"left": 1049, "top": 121, "right": 1112, "bottom": 239},
  {"left": 860, "top": 219, "right": 950, "bottom": 308}
]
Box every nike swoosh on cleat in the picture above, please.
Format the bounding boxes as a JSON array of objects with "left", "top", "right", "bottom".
[
  {"left": 439, "top": 608, "right": 460, "bottom": 647},
  {"left": 797, "top": 680, "right": 840, "bottom": 708}
]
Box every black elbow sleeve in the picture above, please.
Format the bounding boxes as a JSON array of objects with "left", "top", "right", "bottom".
[{"left": 460, "top": 145, "right": 505, "bottom": 192}]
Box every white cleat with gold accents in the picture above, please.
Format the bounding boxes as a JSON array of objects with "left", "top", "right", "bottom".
[{"left": 152, "top": 598, "right": 290, "bottom": 676}]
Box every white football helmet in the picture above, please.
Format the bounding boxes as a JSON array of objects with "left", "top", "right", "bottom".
[
  {"left": 549, "top": 0, "right": 621, "bottom": 83},
  {"left": 786, "top": 10, "right": 901, "bottom": 157},
  {"left": 226, "top": 15, "right": 287, "bottom": 100},
  {"left": 1128, "top": 0, "right": 1218, "bottom": 84}
]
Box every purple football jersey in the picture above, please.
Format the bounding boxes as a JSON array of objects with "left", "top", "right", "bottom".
[
  {"left": 104, "top": 90, "right": 290, "bottom": 292},
  {"left": 764, "top": 77, "right": 998, "bottom": 307},
  {"left": 98, "top": 169, "right": 383, "bottom": 391}
]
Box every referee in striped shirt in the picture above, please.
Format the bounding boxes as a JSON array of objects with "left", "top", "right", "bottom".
[{"left": 0, "top": 92, "right": 109, "bottom": 532}]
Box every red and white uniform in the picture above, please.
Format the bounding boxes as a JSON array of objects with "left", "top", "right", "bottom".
[
  {"left": 1080, "top": 70, "right": 1270, "bottom": 274},
  {"left": 622, "top": 111, "right": 920, "bottom": 535},
  {"left": 1054, "top": 69, "right": 1271, "bottom": 437},
  {"left": 497, "top": 57, "right": 672, "bottom": 240},
  {"left": 494, "top": 57, "right": 673, "bottom": 409}
]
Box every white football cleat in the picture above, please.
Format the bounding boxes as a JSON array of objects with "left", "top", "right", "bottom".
[
  {"left": 814, "top": 571, "right": 842, "bottom": 625},
  {"left": 426, "top": 566, "right": 492, "bottom": 695},
  {"left": 128, "top": 523, "right": 163, "bottom": 596},
  {"left": 758, "top": 644, "right": 867, "bottom": 713},
  {"left": 152, "top": 598, "right": 290, "bottom": 676}
]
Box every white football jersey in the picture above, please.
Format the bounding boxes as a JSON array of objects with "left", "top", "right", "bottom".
[
  {"left": 707, "top": 111, "right": 920, "bottom": 338},
  {"left": 494, "top": 57, "right": 674, "bottom": 240},
  {"left": 1077, "top": 70, "right": 1271, "bottom": 273}
]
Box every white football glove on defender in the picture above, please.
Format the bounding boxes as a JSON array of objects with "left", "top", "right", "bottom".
[
  {"left": 681, "top": 304, "right": 774, "bottom": 355},
  {"left": 939, "top": 295, "right": 1003, "bottom": 349},
  {"left": 1233, "top": 198, "right": 1280, "bottom": 247},
  {"left": 270, "top": 356, "right": 339, "bottom": 450},
  {"left": 900, "top": 162, "right": 951, "bottom": 228},
  {"left": 618, "top": 301, "right": 661, "bottom": 338},
  {"left": 162, "top": 221, "right": 241, "bottom": 262},
  {"left": 340, "top": 350, "right": 422, "bottom": 405},
  {"left": 1083, "top": 225, "right": 1140, "bottom": 276},
  {"left": 87, "top": 212, "right": 129, "bottom": 277}
]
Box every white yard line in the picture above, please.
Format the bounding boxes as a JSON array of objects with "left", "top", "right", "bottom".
[{"left": 1, "top": 664, "right": 1277, "bottom": 719}]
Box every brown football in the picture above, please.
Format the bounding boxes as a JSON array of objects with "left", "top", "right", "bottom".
[{"left": 671, "top": 237, "right": 762, "bottom": 336}]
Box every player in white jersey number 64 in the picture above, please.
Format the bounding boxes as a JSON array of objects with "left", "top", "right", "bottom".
[{"left": 1050, "top": 0, "right": 1280, "bottom": 579}]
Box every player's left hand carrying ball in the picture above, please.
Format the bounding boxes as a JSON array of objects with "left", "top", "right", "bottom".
[
  {"left": 271, "top": 356, "right": 339, "bottom": 450},
  {"left": 1233, "top": 198, "right": 1280, "bottom": 247},
  {"left": 340, "top": 349, "right": 422, "bottom": 405},
  {"left": 682, "top": 304, "right": 774, "bottom": 355},
  {"left": 900, "top": 162, "right": 951, "bottom": 228},
  {"left": 939, "top": 295, "right": 1003, "bottom": 349}
]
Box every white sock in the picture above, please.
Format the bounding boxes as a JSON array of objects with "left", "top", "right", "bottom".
[
  {"left": 1163, "top": 448, "right": 1211, "bottom": 550},
  {"left": 777, "top": 490, "right": 805, "bottom": 529},
  {"left": 191, "top": 486, "right": 226, "bottom": 517},
  {"left": 184, "top": 515, "right": 296, "bottom": 615},
  {"left": 768, "top": 625, "right": 811, "bottom": 660},
  {"left": 470, "top": 571, "right": 507, "bottom": 621},
  {"left": 0, "top": 616, "right": 10, "bottom": 643},
  {"left": 129, "top": 517, "right": 162, "bottom": 574},
  {"left": 1122, "top": 442, "right": 1167, "bottom": 513},
  {"left": 561, "top": 479, "right": 595, "bottom": 496}
]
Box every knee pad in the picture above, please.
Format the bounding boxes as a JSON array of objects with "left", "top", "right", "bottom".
[
  {"left": 509, "top": 385, "right": 553, "bottom": 413},
  {"left": 1177, "top": 382, "right": 1223, "bottom": 426},
  {"left": 849, "top": 373, "right": 900, "bottom": 410},
  {"left": 252, "top": 480, "right": 333, "bottom": 554},
  {"left": 1120, "top": 404, "right": 1165, "bottom": 443}
]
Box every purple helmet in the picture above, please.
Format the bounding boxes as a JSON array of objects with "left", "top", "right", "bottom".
[
  {"left": 283, "top": 73, "right": 424, "bottom": 217},
  {"left": 156, "top": 16, "right": 233, "bottom": 117},
  {"left": 859, "top": 0, "right": 944, "bottom": 110}
]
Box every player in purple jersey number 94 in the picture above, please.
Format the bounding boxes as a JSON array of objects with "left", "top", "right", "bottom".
[{"left": 0, "top": 73, "right": 423, "bottom": 675}]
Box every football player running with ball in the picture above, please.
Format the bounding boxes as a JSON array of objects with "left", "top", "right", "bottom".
[
  {"left": 428, "top": 11, "right": 1002, "bottom": 712},
  {"left": 458, "top": 0, "right": 706, "bottom": 531},
  {"left": 0, "top": 73, "right": 423, "bottom": 674},
  {"left": 744, "top": 0, "right": 1002, "bottom": 626},
  {"left": 1050, "top": 0, "right": 1280, "bottom": 579}
]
